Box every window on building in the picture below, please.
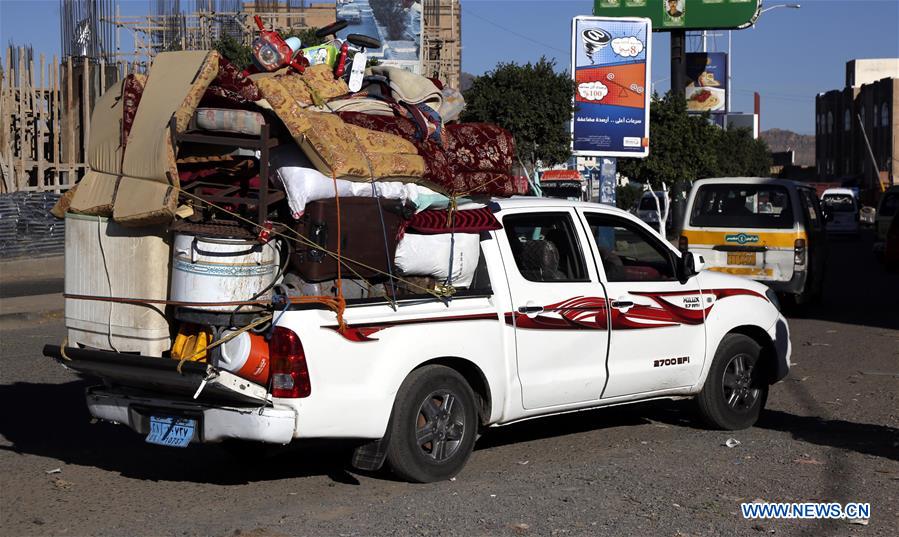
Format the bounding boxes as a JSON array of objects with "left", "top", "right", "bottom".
[
  {"left": 844, "top": 109, "right": 851, "bottom": 131},
  {"left": 882, "top": 103, "right": 890, "bottom": 129},
  {"left": 827, "top": 112, "right": 833, "bottom": 133}
]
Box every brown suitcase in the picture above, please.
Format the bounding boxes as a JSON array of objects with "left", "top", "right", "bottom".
[{"left": 290, "top": 198, "right": 409, "bottom": 282}]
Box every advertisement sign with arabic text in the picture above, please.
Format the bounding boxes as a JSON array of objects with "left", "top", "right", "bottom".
[
  {"left": 571, "top": 16, "right": 652, "bottom": 158},
  {"left": 686, "top": 52, "right": 727, "bottom": 113}
]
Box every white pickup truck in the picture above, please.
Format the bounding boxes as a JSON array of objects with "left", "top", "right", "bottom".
[{"left": 45, "top": 198, "right": 791, "bottom": 483}]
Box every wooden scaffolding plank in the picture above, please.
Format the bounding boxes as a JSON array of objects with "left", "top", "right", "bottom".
[{"left": 37, "top": 53, "right": 45, "bottom": 190}]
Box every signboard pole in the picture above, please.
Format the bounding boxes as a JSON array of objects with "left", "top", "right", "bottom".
[
  {"left": 670, "top": 29, "right": 686, "bottom": 100},
  {"left": 727, "top": 30, "right": 732, "bottom": 112}
]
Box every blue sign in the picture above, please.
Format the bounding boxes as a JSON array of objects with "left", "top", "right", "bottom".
[
  {"left": 686, "top": 52, "right": 728, "bottom": 113},
  {"left": 599, "top": 157, "right": 617, "bottom": 205},
  {"left": 571, "top": 16, "right": 652, "bottom": 158}
]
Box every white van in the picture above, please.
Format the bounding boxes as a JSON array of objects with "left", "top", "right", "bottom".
[
  {"left": 681, "top": 178, "right": 828, "bottom": 304},
  {"left": 635, "top": 191, "right": 670, "bottom": 231},
  {"left": 821, "top": 187, "right": 859, "bottom": 235}
]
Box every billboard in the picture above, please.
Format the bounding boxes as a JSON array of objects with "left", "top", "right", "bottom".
[
  {"left": 336, "top": 0, "right": 422, "bottom": 73},
  {"left": 571, "top": 16, "right": 652, "bottom": 158},
  {"left": 685, "top": 52, "right": 727, "bottom": 113},
  {"left": 594, "top": 0, "right": 760, "bottom": 31}
]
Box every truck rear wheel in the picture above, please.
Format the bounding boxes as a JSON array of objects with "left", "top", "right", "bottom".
[
  {"left": 697, "top": 334, "right": 768, "bottom": 430},
  {"left": 386, "top": 365, "right": 478, "bottom": 483}
]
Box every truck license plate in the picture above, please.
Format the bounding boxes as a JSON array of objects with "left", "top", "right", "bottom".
[
  {"left": 146, "top": 416, "right": 196, "bottom": 448},
  {"left": 727, "top": 252, "right": 756, "bottom": 266}
]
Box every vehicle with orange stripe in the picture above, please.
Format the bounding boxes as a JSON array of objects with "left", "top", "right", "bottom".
[{"left": 681, "top": 178, "right": 828, "bottom": 304}]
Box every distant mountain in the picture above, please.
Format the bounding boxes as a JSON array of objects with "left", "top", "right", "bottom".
[
  {"left": 460, "top": 71, "right": 476, "bottom": 92},
  {"left": 761, "top": 129, "right": 815, "bottom": 167}
]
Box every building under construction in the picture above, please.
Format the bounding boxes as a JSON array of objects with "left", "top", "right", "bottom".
[
  {"left": 422, "top": 0, "right": 461, "bottom": 90},
  {"left": 1, "top": 0, "right": 463, "bottom": 193}
]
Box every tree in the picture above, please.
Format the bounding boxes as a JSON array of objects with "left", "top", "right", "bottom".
[
  {"left": 462, "top": 57, "right": 574, "bottom": 182},
  {"left": 617, "top": 92, "right": 771, "bottom": 188},
  {"left": 213, "top": 34, "right": 253, "bottom": 70}
]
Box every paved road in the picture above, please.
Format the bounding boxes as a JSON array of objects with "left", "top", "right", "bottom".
[{"left": 1, "top": 236, "right": 897, "bottom": 537}]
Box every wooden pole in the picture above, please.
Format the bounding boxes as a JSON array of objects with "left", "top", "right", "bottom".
[
  {"left": 99, "top": 57, "right": 106, "bottom": 94},
  {"left": 1, "top": 48, "right": 9, "bottom": 193},
  {"left": 52, "top": 55, "right": 60, "bottom": 189},
  {"left": 66, "top": 56, "right": 74, "bottom": 182},
  {"left": 37, "top": 53, "right": 45, "bottom": 190},
  {"left": 82, "top": 58, "right": 90, "bottom": 172},
  {"left": 17, "top": 47, "right": 25, "bottom": 190}
]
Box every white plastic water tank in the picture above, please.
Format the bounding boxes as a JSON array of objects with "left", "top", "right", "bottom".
[{"left": 64, "top": 213, "right": 172, "bottom": 356}]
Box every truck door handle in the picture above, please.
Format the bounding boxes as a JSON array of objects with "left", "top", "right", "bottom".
[
  {"left": 517, "top": 305, "right": 545, "bottom": 314},
  {"left": 610, "top": 300, "right": 634, "bottom": 309}
]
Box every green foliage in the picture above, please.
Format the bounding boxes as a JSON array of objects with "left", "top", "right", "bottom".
[
  {"left": 462, "top": 57, "right": 575, "bottom": 174},
  {"left": 617, "top": 92, "right": 771, "bottom": 188},
  {"left": 284, "top": 27, "right": 326, "bottom": 49},
  {"left": 615, "top": 185, "right": 643, "bottom": 211},
  {"left": 213, "top": 34, "right": 253, "bottom": 70}
]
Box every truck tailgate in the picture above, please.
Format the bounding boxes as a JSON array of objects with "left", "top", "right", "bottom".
[{"left": 43, "top": 345, "right": 269, "bottom": 405}]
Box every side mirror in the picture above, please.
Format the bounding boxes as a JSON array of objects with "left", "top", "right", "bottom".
[{"left": 677, "top": 251, "right": 704, "bottom": 284}]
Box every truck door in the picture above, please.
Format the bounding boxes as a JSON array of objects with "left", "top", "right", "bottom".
[
  {"left": 580, "top": 211, "right": 707, "bottom": 399},
  {"left": 498, "top": 209, "right": 609, "bottom": 410}
]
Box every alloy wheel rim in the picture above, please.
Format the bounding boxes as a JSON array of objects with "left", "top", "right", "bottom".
[
  {"left": 721, "top": 353, "right": 760, "bottom": 412},
  {"left": 415, "top": 390, "right": 465, "bottom": 461}
]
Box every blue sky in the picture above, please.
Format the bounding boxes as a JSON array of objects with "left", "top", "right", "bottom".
[{"left": 2, "top": 0, "right": 898, "bottom": 134}]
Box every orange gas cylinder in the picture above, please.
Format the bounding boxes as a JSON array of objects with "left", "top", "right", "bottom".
[{"left": 218, "top": 331, "right": 270, "bottom": 385}]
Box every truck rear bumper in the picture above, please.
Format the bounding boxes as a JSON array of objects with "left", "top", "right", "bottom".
[
  {"left": 761, "top": 270, "right": 806, "bottom": 295},
  {"left": 86, "top": 388, "right": 297, "bottom": 444}
]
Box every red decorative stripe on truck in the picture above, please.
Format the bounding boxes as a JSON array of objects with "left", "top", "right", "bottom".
[
  {"left": 506, "top": 289, "right": 767, "bottom": 331},
  {"left": 328, "top": 313, "right": 500, "bottom": 342},
  {"left": 325, "top": 289, "right": 767, "bottom": 340}
]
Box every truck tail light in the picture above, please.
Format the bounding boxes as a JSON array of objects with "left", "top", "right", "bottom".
[
  {"left": 678, "top": 235, "right": 688, "bottom": 253},
  {"left": 793, "top": 238, "right": 807, "bottom": 267},
  {"left": 269, "top": 326, "right": 311, "bottom": 398}
]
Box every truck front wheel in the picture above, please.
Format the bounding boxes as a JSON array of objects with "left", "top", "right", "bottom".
[
  {"left": 385, "top": 365, "right": 478, "bottom": 483},
  {"left": 697, "top": 334, "right": 769, "bottom": 430}
]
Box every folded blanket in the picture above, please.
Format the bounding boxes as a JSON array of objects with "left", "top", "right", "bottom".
[
  {"left": 405, "top": 208, "right": 502, "bottom": 235},
  {"left": 338, "top": 112, "right": 525, "bottom": 197},
  {"left": 258, "top": 77, "right": 426, "bottom": 182},
  {"left": 369, "top": 65, "right": 443, "bottom": 113}
]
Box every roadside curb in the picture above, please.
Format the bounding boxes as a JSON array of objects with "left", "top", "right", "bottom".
[{"left": 0, "top": 293, "right": 64, "bottom": 330}]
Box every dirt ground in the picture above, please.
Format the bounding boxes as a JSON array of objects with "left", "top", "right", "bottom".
[{"left": 1, "top": 235, "right": 897, "bottom": 537}]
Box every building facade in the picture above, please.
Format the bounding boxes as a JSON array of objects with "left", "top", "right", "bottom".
[
  {"left": 421, "top": 0, "right": 461, "bottom": 89},
  {"left": 816, "top": 59, "right": 898, "bottom": 189},
  {"left": 242, "top": 1, "right": 336, "bottom": 34}
]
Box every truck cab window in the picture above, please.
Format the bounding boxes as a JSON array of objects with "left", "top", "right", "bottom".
[
  {"left": 503, "top": 213, "right": 588, "bottom": 282},
  {"left": 585, "top": 214, "right": 676, "bottom": 282}
]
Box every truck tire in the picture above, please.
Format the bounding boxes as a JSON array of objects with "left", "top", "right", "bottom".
[
  {"left": 385, "top": 365, "right": 478, "bottom": 483},
  {"left": 697, "top": 334, "right": 769, "bottom": 430}
]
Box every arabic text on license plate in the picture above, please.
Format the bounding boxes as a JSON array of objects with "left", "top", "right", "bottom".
[
  {"left": 146, "top": 416, "right": 196, "bottom": 448},
  {"left": 727, "top": 252, "right": 756, "bottom": 266}
]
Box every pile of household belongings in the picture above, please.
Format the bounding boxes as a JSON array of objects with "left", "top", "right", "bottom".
[{"left": 56, "top": 44, "right": 524, "bottom": 322}]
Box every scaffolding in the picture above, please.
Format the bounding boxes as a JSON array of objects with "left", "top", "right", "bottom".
[{"left": 421, "top": 0, "right": 461, "bottom": 89}]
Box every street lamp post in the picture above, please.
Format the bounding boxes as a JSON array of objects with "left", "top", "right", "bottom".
[{"left": 728, "top": 3, "right": 801, "bottom": 116}]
